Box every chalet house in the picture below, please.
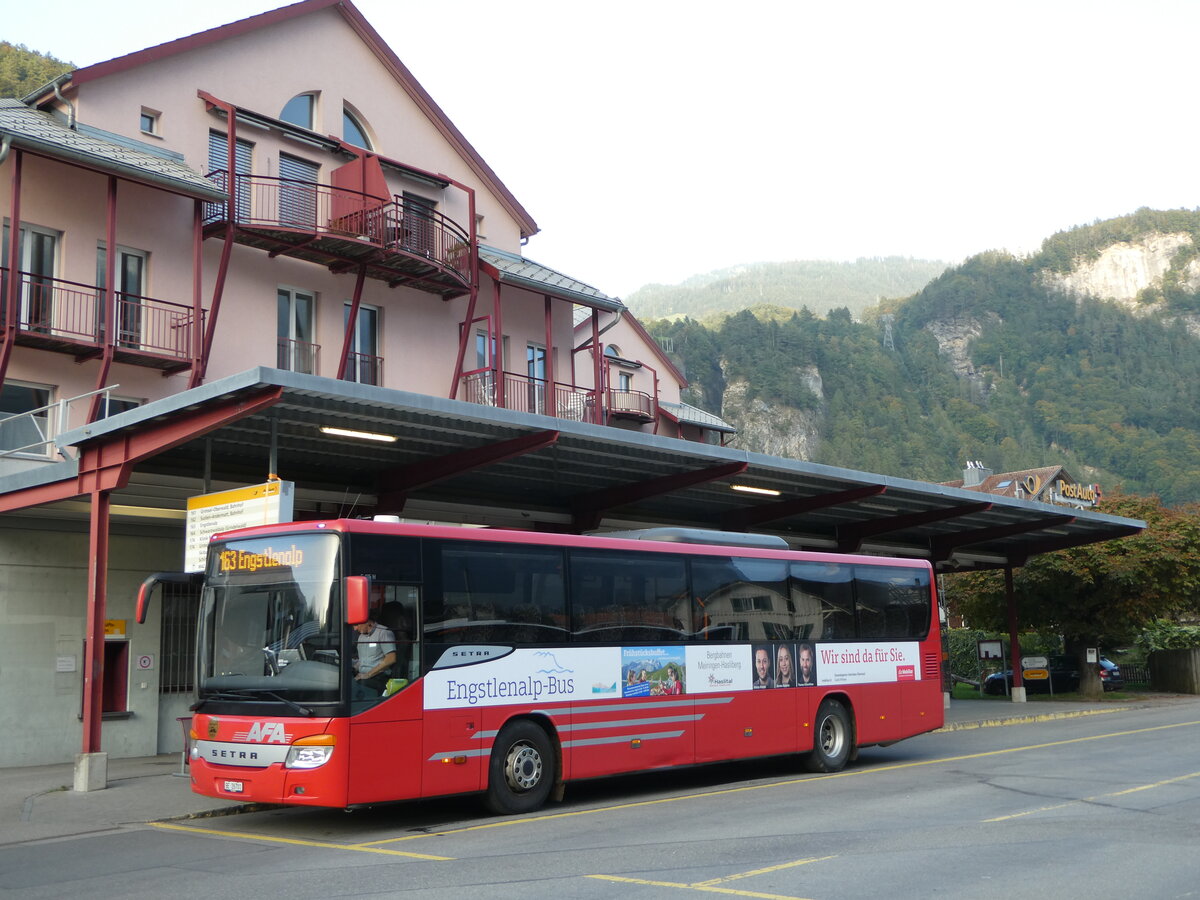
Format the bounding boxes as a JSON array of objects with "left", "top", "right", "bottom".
[{"left": 945, "top": 463, "right": 1103, "bottom": 510}]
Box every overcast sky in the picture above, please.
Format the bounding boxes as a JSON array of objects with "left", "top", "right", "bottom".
[{"left": 8, "top": 1, "right": 1200, "bottom": 298}]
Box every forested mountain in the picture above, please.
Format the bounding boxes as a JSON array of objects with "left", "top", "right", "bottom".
[
  {"left": 625, "top": 258, "right": 949, "bottom": 322},
  {"left": 0, "top": 43, "right": 73, "bottom": 99},
  {"left": 646, "top": 209, "right": 1200, "bottom": 505}
]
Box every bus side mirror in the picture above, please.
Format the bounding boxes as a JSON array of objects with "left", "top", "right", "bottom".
[
  {"left": 136, "top": 572, "right": 201, "bottom": 623},
  {"left": 345, "top": 575, "right": 370, "bottom": 625}
]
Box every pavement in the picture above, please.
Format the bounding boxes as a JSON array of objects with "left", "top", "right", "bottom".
[{"left": 2, "top": 693, "right": 1196, "bottom": 848}]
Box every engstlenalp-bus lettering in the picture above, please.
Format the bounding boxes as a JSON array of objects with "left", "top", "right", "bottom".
[{"left": 445, "top": 674, "right": 576, "bottom": 705}]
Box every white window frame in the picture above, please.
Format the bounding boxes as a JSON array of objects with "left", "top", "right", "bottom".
[
  {"left": 0, "top": 379, "right": 55, "bottom": 458},
  {"left": 342, "top": 301, "right": 381, "bottom": 384},
  {"left": 278, "top": 287, "right": 317, "bottom": 374}
]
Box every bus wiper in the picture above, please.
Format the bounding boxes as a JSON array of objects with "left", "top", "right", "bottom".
[{"left": 192, "top": 689, "right": 314, "bottom": 716}]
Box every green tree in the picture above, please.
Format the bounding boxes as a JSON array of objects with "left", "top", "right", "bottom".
[
  {"left": 948, "top": 492, "right": 1200, "bottom": 697},
  {"left": 0, "top": 42, "right": 73, "bottom": 100}
]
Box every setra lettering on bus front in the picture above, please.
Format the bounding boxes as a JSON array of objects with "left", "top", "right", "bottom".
[{"left": 208, "top": 747, "right": 260, "bottom": 761}]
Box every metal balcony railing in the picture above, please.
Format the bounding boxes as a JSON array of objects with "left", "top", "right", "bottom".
[
  {"left": 341, "top": 351, "right": 383, "bottom": 386},
  {"left": 461, "top": 370, "right": 601, "bottom": 424},
  {"left": 0, "top": 385, "right": 119, "bottom": 459},
  {"left": 277, "top": 337, "right": 320, "bottom": 375},
  {"left": 205, "top": 172, "right": 472, "bottom": 284},
  {"left": 607, "top": 388, "right": 656, "bottom": 420},
  {"left": 0, "top": 267, "right": 202, "bottom": 363}
]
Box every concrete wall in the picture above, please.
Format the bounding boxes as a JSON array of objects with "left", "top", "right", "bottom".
[{"left": 0, "top": 516, "right": 185, "bottom": 767}]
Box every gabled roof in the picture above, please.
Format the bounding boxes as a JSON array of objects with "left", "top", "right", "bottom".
[
  {"left": 0, "top": 99, "right": 225, "bottom": 200},
  {"left": 943, "top": 465, "right": 1068, "bottom": 498},
  {"left": 480, "top": 246, "right": 625, "bottom": 312},
  {"left": 659, "top": 400, "right": 737, "bottom": 434},
  {"left": 569, "top": 297, "right": 688, "bottom": 386},
  {"left": 39, "top": 0, "right": 538, "bottom": 238}
]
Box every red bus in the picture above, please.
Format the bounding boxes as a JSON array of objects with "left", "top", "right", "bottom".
[{"left": 144, "top": 519, "right": 943, "bottom": 814}]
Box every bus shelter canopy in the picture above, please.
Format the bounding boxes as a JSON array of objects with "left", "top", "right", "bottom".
[{"left": 7, "top": 367, "right": 1144, "bottom": 572}]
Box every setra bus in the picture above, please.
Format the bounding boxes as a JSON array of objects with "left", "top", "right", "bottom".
[{"left": 140, "top": 519, "right": 944, "bottom": 814}]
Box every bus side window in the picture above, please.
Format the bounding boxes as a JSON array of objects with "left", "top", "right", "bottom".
[
  {"left": 377, "top": 587, "right": 419, "bottom": 680},
  {"left": 792, "top": 561, "right": 854, "bottom": 640},
  {"left": 692, "top": 557, "right": 791, "bottom": 641},
  {"left": 854, "top": 566, "right": 930, "bottom": 640},
  {"left": 570, "top": 550, "right": 688, "bottom": 643}
]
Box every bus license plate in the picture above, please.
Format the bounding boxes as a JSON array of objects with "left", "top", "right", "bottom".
[{"left": 223, "top": 780, "right": 244, "bottom": 793}]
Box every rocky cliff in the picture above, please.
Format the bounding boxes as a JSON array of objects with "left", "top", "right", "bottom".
[{"left": 722, "top": 367, "right": 824, "bottom": 460}]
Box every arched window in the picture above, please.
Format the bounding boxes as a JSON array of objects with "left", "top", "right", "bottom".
[
  {"left": 605, "top": 345, "right": 622, "bottom": 359},
  {"left": 280, "top": 93, "right": 316, "bottom": 130},
  {"left": 343, "top": 107, "right": 371, "bottom": 149}
]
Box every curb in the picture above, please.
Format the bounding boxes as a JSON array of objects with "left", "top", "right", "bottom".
[
  {"left": 937, "top": 706, "right": 1126, "bottom": 732},
  {"left": 167, "top": 802, "right": 280, "bottom": 821}
]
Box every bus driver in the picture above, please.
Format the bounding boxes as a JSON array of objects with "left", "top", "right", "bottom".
[{"left": 353, "top": 616, "right": 397, "bottom": 696}]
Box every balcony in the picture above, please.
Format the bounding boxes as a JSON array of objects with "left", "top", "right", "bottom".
[
  {"left": 341, "top": 350, "right": 383, "bottom": 386},
  {"left": 460, "top": 371, "right": 656, "bottom": 425},
  {"left": 277, "top": 337, "right": 320, "bottom": 375},
  {"left": 0, "top": 268, "right": 202, "bottom": 371},
  {"left": 606, "top": 388, "right": 656, "bottom": 422},
  {"left": 204, "top": 173, "right": 473, "bottom": 299}
]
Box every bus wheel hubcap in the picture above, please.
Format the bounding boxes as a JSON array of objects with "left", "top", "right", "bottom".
[
  {"left": 505, "top": 743, "right": 542, "bottom": 791},
  {"left": 821, "top": 719, "right": 843, "bottom": 755}
]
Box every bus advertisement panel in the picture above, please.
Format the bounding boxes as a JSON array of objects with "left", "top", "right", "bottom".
[{"left": 167, "top": 520, "right": 944, "bottom": 814}]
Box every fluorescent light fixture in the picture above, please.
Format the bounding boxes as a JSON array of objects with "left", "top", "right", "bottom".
[
  {"left": 730, "top": 484, "right": 781, "bottom": 497},
  {"left": 318, "top": 426, "right": 397, "bottom": 443}
]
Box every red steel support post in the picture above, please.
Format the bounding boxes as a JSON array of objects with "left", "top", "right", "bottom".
[
  {"left": 81, "top": 489, "right": 112, "bottom": 753},
  {"left": 88, "top": 176, "right": 119, "bottom": 422},
  {"left": 1005, "top": 565, "right": 1024, "bottom": 698},
  {"left": 0, "top": 147, "right": 23, "bottom": 385},
  {"left": 492, "top": 280, "right": 504, "bottom": 408},
  {"left": 192, "top": 199, "right": 203, "bottom": 371},
  {"left": 336, "top": 266, "right": 368, "bottom": 381}
]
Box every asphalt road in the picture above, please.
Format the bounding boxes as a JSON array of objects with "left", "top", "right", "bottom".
[{"left": 5, "top": 701, "right": 1200, "bottom": 899}]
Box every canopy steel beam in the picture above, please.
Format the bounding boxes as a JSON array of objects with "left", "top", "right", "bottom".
[
  {"left": 0, "top": 387, "right": 283, "bottom": 514},
  {"left": 930, "top": 514, "right": 1077, "bottom": 564},
  {"left": 721, "top": 484, "right": 887, "bottom": 531},
  {"left": 836, "top": 501, "right": 993, "bottom": 553},
  {"left": 571, "top": 461, "right": 748, "bottom": 533},
  {"left": 375, "top": 429, "right": 560, "bottom": 513}
]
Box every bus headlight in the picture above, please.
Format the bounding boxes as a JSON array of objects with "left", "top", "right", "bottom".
[{"left": 285, "top": 734, "right": 336, "bottom": 769}]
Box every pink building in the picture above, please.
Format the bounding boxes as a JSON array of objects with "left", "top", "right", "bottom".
[
  {"left": 0, "top": 0, "right": 732, "bottom": 772},
  {"left": 1, "top": 0, "right": 730, "bottom": 461}
]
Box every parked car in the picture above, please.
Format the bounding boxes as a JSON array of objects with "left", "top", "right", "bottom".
[{"left": 983, "top": 655, "right": 1124, "bottom": 695}]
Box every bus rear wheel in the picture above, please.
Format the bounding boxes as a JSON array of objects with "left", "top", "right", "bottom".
[
  {"left": 485, "top": 720, "right": 555, "bottom": 815},
  {"left": 805, "top": 698, "right": 852, "bottom": 773}
]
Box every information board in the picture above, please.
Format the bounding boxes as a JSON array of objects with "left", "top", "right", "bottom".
[{"left": 184, "top": 481, "right": 294, "bottom": 572}]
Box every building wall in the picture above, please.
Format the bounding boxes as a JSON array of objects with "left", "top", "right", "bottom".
[
  {"left": 0, "top": 4, "right": 708, "bottom": 767},
  {"left": 65, "top": 7, "right": 524, "bottom": 253},
  {"left": 0, "top": 517, "right": 184, "bottom": 766}
]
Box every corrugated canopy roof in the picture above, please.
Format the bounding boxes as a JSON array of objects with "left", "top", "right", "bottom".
[
  {"left": 659, "top": 400, "right": 737, "bottom": 434},
  {"left": 0, "top": 100, "right": 226, "bottom": 201},
  {"left": 480, "top": 246, "right": 625, "bottom": 312},
  {"left": 1, "top": 368, "right": 1143, "bottom": 573}
]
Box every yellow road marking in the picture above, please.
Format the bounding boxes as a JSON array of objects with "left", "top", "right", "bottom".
[
  {"left": 692, "top": 856, "right": 837, "bottom": 886},
  {"left": 983, "top": 768, "right": 1200, "bottom": 822},
  {"left": 150, "top": 820, "right": 453, "bottom": 859},
  {"left": 363, "top": 717, "right": 1200, "bottom": 847},
  {"left": 587, "top": 873, "right": 814, "bottom": 899},
  {"left": 158, "top": 718, "right": 1200, "bottom": 860}
]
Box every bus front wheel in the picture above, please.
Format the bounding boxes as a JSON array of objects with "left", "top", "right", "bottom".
[
  {"left": 805, "top": 698, "right": 852, "bottom": 773},
  {"left": 485, "top": 720, "right": 555, "bottom": 815}
]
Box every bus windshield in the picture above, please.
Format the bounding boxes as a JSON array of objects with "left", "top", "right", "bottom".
[{"left": 198, "top": 532, "right": 342, "bottom": 706}]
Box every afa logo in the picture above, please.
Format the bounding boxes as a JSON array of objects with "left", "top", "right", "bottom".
[{"left": 234, "top": 721, "right": 292, "bottom": 743}]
